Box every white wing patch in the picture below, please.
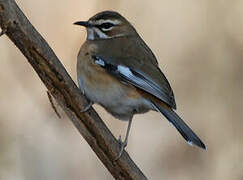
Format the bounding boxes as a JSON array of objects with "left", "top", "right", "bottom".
[
  {"left": 117, "top": 65, "right": 133, "bottom": 76},
  {"left": 94, "top": 57, "right": 105, "bottom": 66},
  {"left": 187, "top": 141, "right": 193, "bottom": 146},
  {"left": 117, "top": 65, "right": 165, "bottom": 103},
  {"left": 93, "top": 57, "right": 170, "bottom": 105},
  {"left": 117, "top": 65, "right": 157, "bottom": 95}
]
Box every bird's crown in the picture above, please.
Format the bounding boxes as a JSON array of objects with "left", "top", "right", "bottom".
[{"left": 74, "top": 11, "right": 137, "bottom": 40}]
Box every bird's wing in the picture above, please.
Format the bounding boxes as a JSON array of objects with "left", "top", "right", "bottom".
[{"left": 92, "top": 55, "right": 176, "bottom": 109}]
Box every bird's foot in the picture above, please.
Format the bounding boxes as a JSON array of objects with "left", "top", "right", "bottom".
[
  {"left": 115, "top": 135, "right": 127, "bottom": 160},
  {"left": 80, "top": 101, "right": 93, "bottom": 113}
]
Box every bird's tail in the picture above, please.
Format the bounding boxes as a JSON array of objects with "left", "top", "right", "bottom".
[{"left": 151, "top": 101, "right": 206, "bottom": 150}]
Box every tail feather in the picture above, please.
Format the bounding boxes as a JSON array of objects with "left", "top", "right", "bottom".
[{"left": 151, "top": 101, "right": 206, "bottom": 150}]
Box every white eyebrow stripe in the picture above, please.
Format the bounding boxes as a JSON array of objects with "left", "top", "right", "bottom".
[{"left": 95, "top": 19, "right": 121, "bottom": 25}]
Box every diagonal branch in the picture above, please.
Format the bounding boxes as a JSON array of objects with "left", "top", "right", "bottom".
[{"left": 0, "top": 0, "right": 147, "bottom": 179}]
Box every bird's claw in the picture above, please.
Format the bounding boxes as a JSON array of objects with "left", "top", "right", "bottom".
[
  {"left": 118, "top": 135, "right": 122, "bottom": 144},
  {"left": 80, "top": 101, "right": 93, "bottom": 113},
  {"left": 115, "top": 136, "right": 127, "bottom": 161}
]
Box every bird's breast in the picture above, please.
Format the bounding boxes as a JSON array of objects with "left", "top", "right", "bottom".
[{"left": 77, "top": 53, "right": 152, "bottom": 120}]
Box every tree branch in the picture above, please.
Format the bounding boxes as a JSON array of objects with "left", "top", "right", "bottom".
[{"left": 0, "top": 0, "right": 147, "bottom": 179}]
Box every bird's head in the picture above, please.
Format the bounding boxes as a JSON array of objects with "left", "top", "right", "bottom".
[{"left": 74, "top": 11, "right": 137, "bottom": 40}]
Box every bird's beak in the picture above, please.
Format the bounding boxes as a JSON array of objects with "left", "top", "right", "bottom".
[{"left": 73, "top": 21, "right": 92, "bottom": 27}]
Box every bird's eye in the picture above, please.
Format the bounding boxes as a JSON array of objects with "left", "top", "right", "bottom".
[
  {"left": 101, "top": 23, "right": 114, "bottom": 29},
  {"left": 97, "top": 23, "right": 114, "bottom": 31}
]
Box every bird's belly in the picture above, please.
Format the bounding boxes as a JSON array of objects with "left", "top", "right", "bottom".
[
  {"left": 104, "top": 97, "right": 152, "bottom": 121},
  {"left": 78, "top": 70, "right": 152, "bottom": 121}
]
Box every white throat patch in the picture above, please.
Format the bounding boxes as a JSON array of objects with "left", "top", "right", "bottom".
[{"left": 87, "top": 28, "right": 95, "bottom": 40}]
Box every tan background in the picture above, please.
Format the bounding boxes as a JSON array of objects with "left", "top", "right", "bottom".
[{"left": 1, "top": 0, "right": 243, "bottom": 179}]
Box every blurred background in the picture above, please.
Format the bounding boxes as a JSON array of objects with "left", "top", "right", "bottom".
[{"left": 0, "top": 0, "right": 243, "bottom": 179}]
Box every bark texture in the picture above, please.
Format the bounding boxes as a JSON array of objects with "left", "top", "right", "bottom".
[{"left": 0, "top": 1, "right": 147, "bottom": 179}]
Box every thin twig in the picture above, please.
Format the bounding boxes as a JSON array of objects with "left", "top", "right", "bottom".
[{"left": 47, "top": 91, "right": 61, "bottom": 118}]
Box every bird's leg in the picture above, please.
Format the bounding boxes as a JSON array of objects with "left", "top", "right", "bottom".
[
  {"left": 115, "top": 117, "right": 133, "bottom": 160},
  {"left": 78, "top": 86, "right": 93, "bottom": 112},
  {"left": 80, "top": 100, "right": 93, "bottom": 112}
]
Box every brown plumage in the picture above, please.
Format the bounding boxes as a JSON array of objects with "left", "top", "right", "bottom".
[{"left": 75, "top": 11, "right": 206, "bottom": 159}]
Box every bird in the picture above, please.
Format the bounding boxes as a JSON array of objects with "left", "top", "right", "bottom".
[{"left": 74, "top": 11, "right": 206, "bottom": 159}]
